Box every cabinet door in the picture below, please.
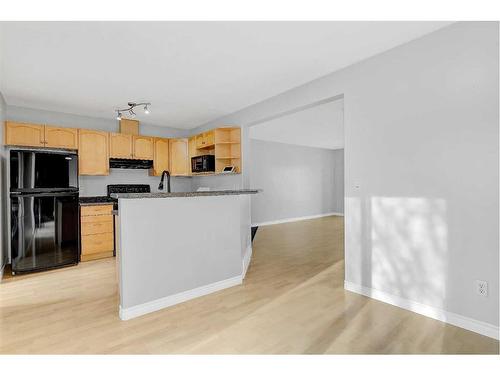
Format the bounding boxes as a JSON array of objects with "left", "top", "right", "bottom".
[
  {"left": 4, "top": 121, "right": 44, "bottom": 147},
  {"left": 169, "top": 138, "right": 189, "bottom": 176},
  {"left": 188, "top": 137, "right": 197, "bottom": 176},
  {"left": 133, "top": 136, "right": 154, "bottom": 160},
  {"left": 80, "top": 204, "right": 114, "bottom": 261},
  {"left": 195, "top": 134, "right": 204, "bottom": 149},
  {"left": 204, "top": 130, "right": 215, "bottom": 146},
  {"left": 44, "top": 126, "right": 79, "bottom": 149},
  {"left": 109, "top": 133, "right": 133, "bottom": 158},
  {"left": 188, "top": 136, "right": 196, "bottom": 157},
  {"left": 151, "top": 137, "right": 169, "bottom": 176},
  {"left": 78, "top": 129, "right": 109, "bottom": 175}
]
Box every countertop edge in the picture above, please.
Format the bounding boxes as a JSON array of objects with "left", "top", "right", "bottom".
[
  {"left": 79, "top": 201, "right": 116, "bottom": 206},
  {"left": 111, "top": 189, "right": 261, "bottom": 199}
]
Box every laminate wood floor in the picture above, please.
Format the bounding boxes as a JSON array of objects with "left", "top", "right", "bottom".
[{"left": 0, "top": 216, "right": 498, "bottom": 354}]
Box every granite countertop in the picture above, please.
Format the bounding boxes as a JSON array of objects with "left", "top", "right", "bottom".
[
  {"left": 110, "top": 189, "right": 261, "bottom": 199},
  {"left": 79, "top": 196, "right": 117, "bottom": 206}
]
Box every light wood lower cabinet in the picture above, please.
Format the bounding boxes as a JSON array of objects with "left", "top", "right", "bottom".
[
  {"left": 169, "top": 138, "right": 189, "bottom": 176},
  {"left": 80, "top": 204, "right": 114, "bottom": 262},
  {"left": 78, "top": 129, "right": 109, "bottom": 175},
  {"left": 81, "top": 232, "right": 114, "bottom": 254},
  {"left": 4, "top": 121, "right": 45, "bottom": 147},
  {"left": 81, "top": 219, "right": 114, "bottom": 236},
  {"left": 44, "top": 125, "right": 78, "bottom": 149}
]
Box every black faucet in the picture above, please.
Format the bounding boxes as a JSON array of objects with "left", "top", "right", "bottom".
[{"left": 158, "top": 170, "right": 171, "bottom": 193}]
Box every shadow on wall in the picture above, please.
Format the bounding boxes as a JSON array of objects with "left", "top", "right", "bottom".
[{"left": 349, "top": 196, "right": 448, "bottom": 310}]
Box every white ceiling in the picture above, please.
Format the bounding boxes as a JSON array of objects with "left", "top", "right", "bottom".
[
  {"left": 250, "top": 99, "right": 344, "bottom": 149},
  {"left": 0, "top": 22, "right": 451, "bottom": 129}
]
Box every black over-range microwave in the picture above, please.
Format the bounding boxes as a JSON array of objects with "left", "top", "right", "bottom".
[{"left": 191, "top": 155, "right": 215, "bottom": 173}]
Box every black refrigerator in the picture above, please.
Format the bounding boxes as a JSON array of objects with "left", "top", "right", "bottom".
[{"left": 10, "top": 149, "right": 80, "bottom": 274}]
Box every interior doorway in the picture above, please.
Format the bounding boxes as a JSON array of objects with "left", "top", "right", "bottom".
[{"left": 248, "top": 97, "right": 344, "bottom": 226}]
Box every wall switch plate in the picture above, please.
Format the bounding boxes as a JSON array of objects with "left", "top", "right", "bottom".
[{"left": 475, "top": 280, "right": 488, "bottom": 297}]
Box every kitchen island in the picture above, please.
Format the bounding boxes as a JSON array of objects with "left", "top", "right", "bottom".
[{"left": 112, "top": 189, "right": 259, "bottom": 320}]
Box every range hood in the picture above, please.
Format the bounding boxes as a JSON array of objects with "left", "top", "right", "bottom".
[{"left": 109, "top": 158, "right": 153, "bottom": 169}]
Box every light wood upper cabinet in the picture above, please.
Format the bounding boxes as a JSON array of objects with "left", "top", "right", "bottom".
[
  {"left": 119, "top": 119, "right": 139, "bottom": 135},
  {"left": 78, "top": 129, "right": 109, "bottom": 175},
  {"left": 195, "top": 130, "right": 215, "bottom": 149},
  {"left": 4, "top": 121, "right": 45, "bottom": 147},
  {"left": 195, "top": 134, "right": 204, "bottom": 149},
  {"left": 5, "top": 121, "right": 241, "bottom": 177},
  {"left": 150, "top": 137, "right": 170, "bottom": 176},
  {"left": 204, "top": 130, "right": 215, "bottom": 146},
  {"left": 44, "top": 126, "right": 78, "bottom": 149},
  {"left": 132, "top": 136, "right": 154, "bottom": 160},
  {"left": 188, "top": 136, "right": 197, "bottom": 156},
  {"left": 169, "top": 138, "right": 189, "bottom": 176},
  {"left": 109, "top": 133, "right": 133, "bottom": 158},
  {"left": 110, "top": 133, "right": 153, "bottom": 160},
  {"left": 4, "top": 121, "right": 78, "bottom": 149}
]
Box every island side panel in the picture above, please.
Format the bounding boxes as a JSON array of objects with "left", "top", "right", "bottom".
[
  {"left": 118, "top": 195, "right": 244, "bottom": 311},
  {"left": 240, "top": 195, "right": 252, "bottom": 261}
]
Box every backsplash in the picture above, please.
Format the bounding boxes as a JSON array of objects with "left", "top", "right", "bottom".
[{"left": 79, "top": 169, "right": 192, "bottom": 196}]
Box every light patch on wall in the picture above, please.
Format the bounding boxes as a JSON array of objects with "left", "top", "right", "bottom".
[{"left": 370, "top": 197, "right": 448, "bottom": 309}]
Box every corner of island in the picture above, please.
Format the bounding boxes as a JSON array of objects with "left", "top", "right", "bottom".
[{"left": 113, "top": 189, "right": 260, "bottom": 320}]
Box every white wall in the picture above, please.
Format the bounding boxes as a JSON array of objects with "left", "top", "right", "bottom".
[
  {"left": 250, "top": 139, "right": 343, "bottom": 225},
  {"left": 249, "top": 98, "right": 344, "bottom": 150},
  {"left": 4, "top": 105, "right": 193, "bottom": 195},
  {"left": 189, "top": 22, "right": 499, "bottom": 332}
]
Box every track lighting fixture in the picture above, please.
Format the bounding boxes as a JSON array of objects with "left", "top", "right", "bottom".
[{"left": 115, "top": 102, "right": 151, "bottom": 120}]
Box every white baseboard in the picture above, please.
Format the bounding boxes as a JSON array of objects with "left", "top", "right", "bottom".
[
  {"left": 120, "top": 275, "right": 243, "bottom": 320},
  {"left": 242, "top": 245, "right": 252, "bottom": 279},
  {"left": 252, "top": 212, "right": 343, "bottom": 227},
  {"left": 344, "top": 281, "right": 499, "bottom": 340}
]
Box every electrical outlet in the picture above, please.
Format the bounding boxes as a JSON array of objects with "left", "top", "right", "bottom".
[{"left": 475, "top": 280, "right": 488, "bottom": 297}]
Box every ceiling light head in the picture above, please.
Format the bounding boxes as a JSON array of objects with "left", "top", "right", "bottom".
[{"left": 115, "top": 101, "right": 151, "bottom": 120}]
